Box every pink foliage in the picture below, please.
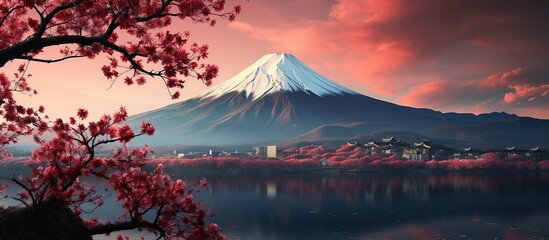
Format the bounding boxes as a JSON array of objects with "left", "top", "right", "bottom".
[
  {"left": 504, "top": 154, "right": 526, "bottom": 162},
  {"left": 1, "top": 0, "right": 242, "bottom": 238},
  {"left": 150, "top": 146, "right": 549, "bottom": 172},
  {"left": 539, "top": 160, "right": 549, "bottom": 170},
  {"left": 0, "top": 73, "right": 47, "bottom": 158},
  {"left": 335, "top": 144, "right": 357, "bottom": 153},
  {"left": 424, "top": 153, "right": 538, "bottom": 171},
  {"left": 0, "top": 0, "right": 241, "bottom": 99},
  {"left": 6, "top": 109, "right": 224, "bottom": 239},
  {"left": 153, "top": 156, "right": 322, "bottom": 171}
]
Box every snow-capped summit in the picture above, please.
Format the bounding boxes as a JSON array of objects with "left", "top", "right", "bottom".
[{"left": 200, "top": 53, "right": 357, "bottom": 100}]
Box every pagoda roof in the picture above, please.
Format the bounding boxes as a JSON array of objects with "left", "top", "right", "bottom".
[
  {"left": 530, "top": 146, "right": 540, "bottom": 152},
  {"left": 347, "top": 141, "right": 357, "bottom": 146},
  {"left": 380, "top": 144, "right": 394, "bottom": 149},
  {"left": 505, "top": 146, "right": 516, "bottom": 151},
  {"left": 413, "top": 142, "right": 431, "bottom": 149},
  {"left": 365, "top": 141, "right": 396, "bottom": 149}
]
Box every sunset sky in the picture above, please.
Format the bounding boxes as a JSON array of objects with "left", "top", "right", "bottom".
[{"left": 5, "top": 0, "right": 549, "bottom": 120}]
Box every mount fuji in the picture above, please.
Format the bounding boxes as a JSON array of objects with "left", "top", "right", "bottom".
[{"left": 128, "top": 53, "right": 549, "bottom": 149}]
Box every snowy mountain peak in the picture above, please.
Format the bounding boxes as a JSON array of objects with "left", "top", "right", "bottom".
[{"left": 200, "top": 53, "right": 357, "bottom": 100}]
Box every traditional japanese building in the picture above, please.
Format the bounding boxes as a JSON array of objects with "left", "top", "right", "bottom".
[
  {"left": 525, "top": 146, "right": 547, "bottom": 160},
  {"left": 363, "top": 136, "right": 405, "bottom": 155},
  {"left": 453, "top": 147, "right": 483, "bottom": 159},
  {"left": 503, "top": 146, "right": 521, "bottom": 157},
  {"left": 402, "top": 140, "right": 453, "bottom": 161},
  {"left": 403, "top": 142, "right": 431, "bottom": 161},
  {"left": 347, "top": 141, "right": 358, "bottom": 146}
]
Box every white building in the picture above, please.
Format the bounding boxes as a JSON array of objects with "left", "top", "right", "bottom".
[
  {"left": 255, "top": 145, "right": 278, "bottom": 158},
  {"left": 266, "top": 146, "right": 277, "bottom": 158}
]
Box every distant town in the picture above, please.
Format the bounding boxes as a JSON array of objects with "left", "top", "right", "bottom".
[
  {"left": 153, "top": 136, "right": 547, "bottom": 161},
  {"left": 347, "top": 137, "right": 547, "bottom": 161},
  {"left": 6, "top": 137, "right": 547, "bottom": 162}
]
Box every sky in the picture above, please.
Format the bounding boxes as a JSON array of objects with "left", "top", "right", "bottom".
[{"left": 5, "top": 0, "right": 549, "bottom": 120}]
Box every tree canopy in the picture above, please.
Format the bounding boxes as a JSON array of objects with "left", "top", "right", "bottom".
[{"left": 0, "top": 0, "right": 240, "bottom": 239}]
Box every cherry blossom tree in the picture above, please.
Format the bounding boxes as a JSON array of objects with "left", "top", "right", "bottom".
[
  {"left": 1, "top": 0, "right": 240, "bottom": 239},
  {"left": 0, "top": 0, "right": 240, "bottom": 98},
  {"left": 9, "top": 108, "right": 222, "bottom": 239}
]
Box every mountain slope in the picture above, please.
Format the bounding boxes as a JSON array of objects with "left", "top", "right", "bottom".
[{"left": 128, "top": 53, "right": 549, "bottom": 149}]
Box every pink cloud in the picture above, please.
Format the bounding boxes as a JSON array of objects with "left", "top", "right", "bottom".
[
  {"left": 504, "top": 84, "right": 549, "bottom": 104},
  {"left": 399, "top": 80, "right": 453, "bottom": 108},
  {"left": 479, "top": 68, "right": 524, "bottom": 87},
  {"left": 472, "top": 100, "right": 496, "bottom": 115},
  {"left": 233, "top": 0, "right": 549, "bottom": 94},
  {"left": 229, "top": 21, "right": 340, "bottom": 57},
  {"left": 227, "top": 0, "right": 549, "bottom": 118},
  {"left": 399, "top": 68, "right": 549, "bottom": 118}
]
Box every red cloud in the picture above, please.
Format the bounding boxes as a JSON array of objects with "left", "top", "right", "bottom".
[
  {"left": 504, "top": 84, "right": 549, "bottom": 104},
  {"left": 230, "top": 0, "right": 549, "bottom": 118},
  {"left": 399, "top": 68, "right": 549, "bottom": 118},
  {"left": 479, "top": 68, "right": 524, "bottom": 88},
  {"left": 399, "top": 80, "right": 456, "bottom": 108}
]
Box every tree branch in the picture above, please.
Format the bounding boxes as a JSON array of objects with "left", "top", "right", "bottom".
[
  {"left": 135, "top": 0, "right": 173, "bottom": 22},
  {"left": 0, "top": 175, "right": 36, "bottom": 207},
  {"left": 15, "top": 55, "right": 85, "bottom": 64},
  {"left": 34, "top": 0, "right": 84, "bottom": 39},
  {"left": 87, "top": 221, "right": 141, "bottom": 235},
  {"left": 87, "top": 220, "right": 165, "bottom": 237},
  {"left": 99, "top": 40, "right": 157, "bottom": 76},
  {"left": 33, "top": 5, "right": 45, "bottom": 22},
  {"left": 0, "top": 5, "right": 24, "bottom": 28},
  {"left": 0, "top": 35, "right": 102, "bottom": 67}
]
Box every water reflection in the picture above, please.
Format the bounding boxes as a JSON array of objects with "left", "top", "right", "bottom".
[
  {"left": 183, "top": 172, "right": 549, "bottom": 239},
  {"left": 2, "top": 170, "right": 549, "bottom": 239},
  {"left": 266, "top": 182, "right": 277, "bottom": 199},
  {"left": 187, "top": 172, "right": 549, "bottom": 202}
]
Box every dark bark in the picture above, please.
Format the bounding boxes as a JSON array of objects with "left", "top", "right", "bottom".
[
  {"left": 0, "top": 35, "right": 102, "bottom": 68},
  {"left": 0, "top": 203, "right": 92, "bottom": 240},
  {"left": 88, "top": 221, "right": 159, "bottom": 236},
  {"left": 87, "top": 221, "right": 141, "bottom": 235}
]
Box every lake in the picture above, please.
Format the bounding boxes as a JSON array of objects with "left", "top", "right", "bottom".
[{"left": 84, "top": 171, "right": 549, "bottom": 239}]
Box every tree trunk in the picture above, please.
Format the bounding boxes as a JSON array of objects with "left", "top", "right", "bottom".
[{"left": 0, "top": 203, "right": 92, "bottom": 240}]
